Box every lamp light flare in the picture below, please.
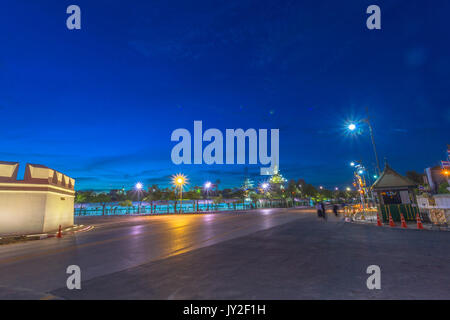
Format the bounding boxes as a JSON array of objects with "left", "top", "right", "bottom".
[
  {"left": 135, "top": 182, "right": 143, "bottom": 190},
  {"left": 204, "top": 181, "right": 212, "bottom": 189},
  {"left": 348, "top": 123, "right": 356, "bottom": 131},
  {"left": 262, "top": 183, "right": 269, "bottom": 190},
  {"left": 171, "top": 173, "right": 188, "bottom": 187}
]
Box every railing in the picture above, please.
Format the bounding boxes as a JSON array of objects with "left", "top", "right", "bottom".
[
  {"left": 379, "top": 204, "right": 420, "bottom": 222},
  {"left": 75, "top": 199, "right": 300, "bottom": 216}
]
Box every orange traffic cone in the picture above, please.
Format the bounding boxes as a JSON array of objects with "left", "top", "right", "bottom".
[
  {"left": 416, "top": 213, "right": 424, "bottom": 230},
  {"left": 376, "top": 212, "right": 382, "bottom": 226},
  {"left": 389, "top": 213, "right": 396, "bottom": 227},
  {"left": 400, "top": 212, "right": 407, "bottom": 228},
  {"left": 57, "top": 225, "right": 62, "bottom": 238}
]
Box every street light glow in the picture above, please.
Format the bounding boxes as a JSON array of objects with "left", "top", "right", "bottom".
[
  {"left": 204, "top": 181, "right": 212, "bottom": 189},
  {"left": 172, "top": 173, "right": 188, "bottom": 187},
  {"left": 350, "top": 162, "right": 355, "bottom": 167},
  {"left": 261, "top": 183, "right": 269, "bottom": 190},
  {"left": 348, "top": 123, "right": 356, "bottom": 131},
  {"left": 346, "top": 187, "right": 351, "bottom": 191},
  {"left": 135, "top": 182, "right": 143, "bottom": 190}
]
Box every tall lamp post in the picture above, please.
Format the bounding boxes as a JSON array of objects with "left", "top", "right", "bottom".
[
  {"left": 204, "top": 181, "right": 212, "bottom": 211},
  {"left": 135, "top": 182, "right": 143, "bottom": 214},
  {"left": 172, "top": 174, "right": 187, "bottom": 213},
  {"left": 347, "top": 108, "right": 382, "bottom": 176}
]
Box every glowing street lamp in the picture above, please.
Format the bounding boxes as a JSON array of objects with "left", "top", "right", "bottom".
[
  {"left": 350, "top": 162, "right": 355, "bottom": 167},
  {"left": 346, "top": 187, "right": 351, "bottom": 191},
  {"left": 345, "top": 108, "right": 381, "bottom": 175},
  {"left": 135, "top": 182, "right": 143, "bottom": 213},
  {"left": 204, "top": 181, "right": 212, "bottom": 211},
  {"left": 172, "top": 174, "right": 188, "bottom": 213},
  {"left": 173, "top": 174, "right": 187, "bottom": 187}
]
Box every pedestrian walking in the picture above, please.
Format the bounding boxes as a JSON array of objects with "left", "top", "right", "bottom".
[
  {"left": 316, "top": 202, "right": 322, "bottom": 218},
  {"left": 333, "top": 204, "right": 339, "bottom": 217},
  {"left": 321, "top": 202, "right": 327, "bottom": 220}
]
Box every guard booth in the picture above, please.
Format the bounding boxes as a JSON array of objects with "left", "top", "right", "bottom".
[{"left": 372, "top": 163, "right": 419, "bottom": 222}]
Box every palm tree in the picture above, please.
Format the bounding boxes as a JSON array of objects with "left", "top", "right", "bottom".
[
  {"left": 249, "top": 192, "right": 261, "bottom": 209},
  {"left": 143, "top": 185, "right": 162, "bottom": 213},
  {"left": 165, "top": 187, "right": 178, "bottom": 213},
  {"left": 119, "top": 200, "right": 133, "bottom": 214},
  {"left": 232, "top": 188, "right": 246, "bottom": 210},
  {"left": 75, "top": 192, "right": 87, "bottom": 215},
  {"left": 213, "top": 195, "right": 223, "bottom": 211},
  {"left": 92, "top": 193, "right": 112, "bottom": 216},
  {"left": 186, "top": 188, "right": 202, "bottom": 212},
  {"left": 214, "top": 179, "right": 221, "bottom": 194}
]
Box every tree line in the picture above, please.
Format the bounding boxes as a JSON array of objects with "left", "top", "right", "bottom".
[{"left": 75, "top": 178, "right": 362, "bottom": 215}]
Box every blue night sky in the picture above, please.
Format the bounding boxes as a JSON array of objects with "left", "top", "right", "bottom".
[{"left": 0, "top": 0, "right": 449, "bottom": 191}]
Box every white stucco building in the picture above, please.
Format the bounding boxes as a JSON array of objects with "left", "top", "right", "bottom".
[{"left": 0, "top": 161, "right": 75, "bottom": 236}]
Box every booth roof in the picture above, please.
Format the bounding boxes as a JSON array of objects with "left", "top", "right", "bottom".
[{"left": 372, "top": 163, "right": 417, "bottom": 190}]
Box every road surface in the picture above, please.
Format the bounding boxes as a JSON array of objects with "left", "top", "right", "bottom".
[{"left": 0, "top": 208, "right": 449, "bottom": 299}]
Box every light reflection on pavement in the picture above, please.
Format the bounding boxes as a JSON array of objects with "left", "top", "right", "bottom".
[{"left": 0, "top": 208, "right": 309, "bottom": 296}]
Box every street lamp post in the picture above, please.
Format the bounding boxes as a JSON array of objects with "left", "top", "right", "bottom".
[
  {"left": 364, "top": 109, "right": 381, "bottom": 176},
  {"left": 172, "top": 174, "right": 187, "bottom": 213},
  {"left": 204, "top": 181, "right": 212, "bottom": 211},
  {"left": 348, "top": 108, "right": 382, "bottom": 176},
  {"left": 135, "top": 182, "right": 143, "bottom": 214}
]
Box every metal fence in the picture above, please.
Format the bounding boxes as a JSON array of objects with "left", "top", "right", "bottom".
[{"left": 75, "top": 199, "right": 298, "bottom": 216}]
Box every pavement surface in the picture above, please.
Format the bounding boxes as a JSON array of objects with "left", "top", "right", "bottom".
[{"left": 0, "top": 208, "right": 449, "bottom": 299}]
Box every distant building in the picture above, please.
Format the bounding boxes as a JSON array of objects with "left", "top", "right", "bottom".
[{"left": 424, "top": 166, "right": 448, "bottom": 194}]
